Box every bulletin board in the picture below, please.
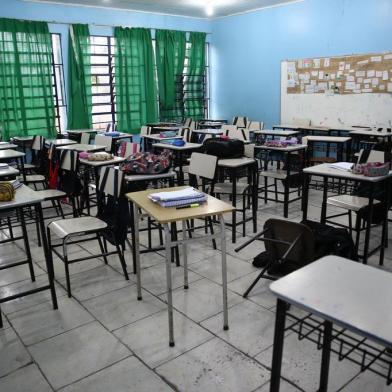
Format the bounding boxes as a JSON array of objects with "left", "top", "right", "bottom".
[
  {"left": 281, "top": 51, "right": 392, "bottom": 127},
  {"left": 286, "top": 52, "right": 392, "bottom": 95}
]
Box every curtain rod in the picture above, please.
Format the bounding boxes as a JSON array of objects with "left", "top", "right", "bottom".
[{"left": 45, "top": 19, "right": 211, "bottom": 34}]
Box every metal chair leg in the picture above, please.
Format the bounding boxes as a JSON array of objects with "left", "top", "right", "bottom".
[
  {"left": 116, "top": 243, "right": 129, "bottom": 280},
  {"left": 97, "top": 234, "right": 109, "bottom": 264}
]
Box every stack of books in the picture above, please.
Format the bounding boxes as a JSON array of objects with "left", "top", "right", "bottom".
[{"left": 148, "top": 187, "right": 207, "bottom": 208}]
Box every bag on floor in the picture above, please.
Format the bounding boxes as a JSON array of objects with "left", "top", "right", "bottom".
[
  {"left": 301, "top": 220, "right": 356, "bottom": 260},
  {"left": 203, "top": 138, "right": 244, "bottom": 159}
]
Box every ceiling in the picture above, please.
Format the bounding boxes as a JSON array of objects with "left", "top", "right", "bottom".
[{"left": 24, "top": 0, "right": 303, "bottom": 19}]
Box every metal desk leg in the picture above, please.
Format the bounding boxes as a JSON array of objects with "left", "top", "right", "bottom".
[
  {"left": 133, "top": 203, "right": 142, "bottom": 300},
  {"left": 302, "top": 174, "right": 310, "bottom": 220},
  {"left": 219, "top": 215, "right": 229, "bottom": 330},
  {"left": 182, "top": 220, "right": 188, "bottom": 289},
  {"left": 380, "top": 179, "right": 391, "bottom": 266},
  {"left": 270, "top": 298, "right": 287, "bottom": 392},
  {"left": 164, "top": 224, "right": 175, "bottom": 346},
  {"left": 129, "top": 201, "right": 137, "bottom": 274},
  {"left": 232, "top": 170, "right": 237, "bottom": 243},
  {"left": 363, "top": 182, "right": 375, "bottom": 264},
  {"left": 284, "top": 152, "right": 291, "bottom": 218},
  {"left": 319, "top": 321, "right": 333, "bottom": 392},
  {"left": 321, "top": 177, "right": 328, "bottom": 224},
  {"left": 35, "top": 204, "right": 58, "bottom": 310}
]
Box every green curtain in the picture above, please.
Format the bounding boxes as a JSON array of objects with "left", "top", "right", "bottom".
[
  {"left": 115, "top": 27, "right": 157, "bottom": 134},
  {"left": 155, "top": 29, "right": 186, "bottom": 122},
  {"left": 67, "top": 24, "right": 92, "bottom": 130},
  {"left": 184, "top": 32, "right": 206, "bottom": 120},
  {"left": 0, "top": 18, "right": 56, "bottom": 141}
]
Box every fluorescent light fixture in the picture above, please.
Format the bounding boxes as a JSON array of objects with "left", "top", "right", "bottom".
[{"left": 206, "top": 3, "right": 214, "bottom": 16}]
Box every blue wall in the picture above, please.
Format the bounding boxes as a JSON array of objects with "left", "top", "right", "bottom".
[
  {"left": 210, "top": 0, "right": 392, "bottom": 127},
  {"left": 2, "top": 0, "right": 392, "bottom": 127}
]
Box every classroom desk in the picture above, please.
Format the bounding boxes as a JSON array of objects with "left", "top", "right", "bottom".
[
  {"left": 56, "top": 143, "right": 106, "bottom": 153},
  {"left": 97, "top": 132, "right": 133, "bottom": 153},
  {"left": 0, "top": 150, "right": 26, "bottom": 182},
  {"left": 142, "top": 134, "right": 182, "bottom": 151},
  {"left": 198, "top": 120, "right": 227, "bottom": 129},
  {"left": 66, "top": 129, "right": 98, "bottom": 142},
  {"left": 299, "top": 125, "right": 331, "bottom": 135},
  {"left": 349, "top": 129, "right": 392, "bottom": 150},
  {"left": 0, "top": 166, "right": 19, "bottom": 179},
  {"left": 45, "top": 139, "right": 77, "bottom": 148},
  {"left": 193, "top": 128, "right": 223, "bottom": 136},
  {"left": 328, "top": 125, "right": 371, "bottom": 136},
  {"left": 217, "top": 157, "right": 258, "bottom": 243},
  {"left": 152, "top": 142, "right": 203, "bottom": 185},
  {"left": 78, "top": 156, "right": 126, "bottom": 214},
  {"left": 304, "top": 135, "right": 351, "bottom": 163},
  {"left": 0, "top": 185, "right": 58, "bottom": 327},
  {"left": 302, "top": 163, "right": 392, "bottom": 264},
  {"left": 255, "top": 144, "right": 307, "bottom": 218},
  {"left": 126, "top": 186, "right": 234, "bottom": 346},
  {"left": 272, "top": 124, "right": 299, "bottom": 131},
  {"left": 0, "top": 143, "right": 18, "bottom": 150},
  {"left": 269, "top": 256, "right": 392, "bottom": 392},
  {"left": 254, "top": 130, "right": 299, "bottom": 145}
]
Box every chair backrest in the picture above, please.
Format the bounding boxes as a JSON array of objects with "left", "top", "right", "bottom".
[
  {"left": 60, "top": 150, "right": 78, "bottom": 171},
  {"left": 31, "top": 135, "right": 44, "bottom": 151},
  {"left": 232, "top": 116, "right": 248, "bottom": 128},
  {"left": 247, "top": 121, "right": 263, "bottom": 131},
  {"left": 140, "top": 126, "right": 151, "bottom": 136},
  {"left": 181, "top": 127, "right": 193, "bottom": 142},
  {"left": 244, "top": 143, "right": 255, "bottom": 158},
  {"left": 358, "top": 149, "right": 391, "bottom": 164},
  {"left": 119, "top": 142, "right": 140, "bottom": 158},
  {"left": 264, "top": 219, "right": 315, "bottom": 266},
  {"left": 80, "top": 132, "right": 90, "bottom": 144},
  {"left": 95, "top": 134, "right": 113, "bottom": 152},
  {"left": 189, "top": 152, "right": 217, "bottom": 180},
  {"left": 98, "top": 166, "right": 124, "bottom": 198},
  {"left": 183, "top": 117, "right": 192, "bottom": 128},
  {"left": 292, "top": 118, "right": 311, "bottom": 127},
  {"left": 224, "top": 125, "right": 248, "bottom": 141}
]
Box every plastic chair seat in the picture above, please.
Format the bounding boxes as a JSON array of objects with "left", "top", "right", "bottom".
[
  {"left": 214, "top": 182, "right": 249, "bottom": 195},
  {"left": 327, "top": 195, "right": 380, "bottom": 212},
  {"left": 259, "top": 169, "right": 298, "bottom": 180},
  {"left": 48, "top": 216, "right": 107, "bottom": 239}
]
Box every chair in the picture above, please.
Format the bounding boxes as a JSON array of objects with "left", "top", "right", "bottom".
[
  {"left": 224, "top": 125, "right": 249, "bottom": 141},
  {"left": 95, "top": 134, "right": 113, "bottom": 152},
  {"left": 47, "top": 166, "right": 129, "bottom": 297},
  {"left": 80, "top": 132, "right": 91, "bottom": 145},
  {"left": 235, "top": 219, "right": 315, "bottom": 298},
  {"left": 326, "top": 149, "right": 389, "bottom": 263},
  {"left": 140, "top": 126, "right": 151, "bottom": 137},
  {"left": 247, "top": 121, "right": 264, "bottom": 131},
  {"left": 188, "top": 152, "right": 218, "bottom": 248},
  {"left": 118, "top": 142, "right": 140, "bottom": 158},
  {"left": 183, "top": 117, "right": 192, "bottom": 128},
  {"left": 24, "top": 135, "right": 48, "bottom": 190},
  {"left": 232, "top": 116, "right": 248, "bottom": 129}
]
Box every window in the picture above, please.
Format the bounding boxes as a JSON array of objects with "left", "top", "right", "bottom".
[
  {"left": 86, "top": 35, "right": 209, "bottom": 129},
  {"left": 51, "top": 33, "right": 66, "bottom": 133},
  {"left": 90, "top": 36, "right": 116, "bottom": 130}
]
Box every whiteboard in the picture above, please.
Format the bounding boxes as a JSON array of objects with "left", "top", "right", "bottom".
[{"left": 281, "top": 61, "right": 392, "bottom": 128}]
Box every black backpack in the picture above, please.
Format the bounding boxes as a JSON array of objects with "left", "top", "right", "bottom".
[
  {"left": 203, "top": 138, "right": 244, "bottom": 159},
  {"left": 301, "top": 220, "right": 356, "bottom": 260}
]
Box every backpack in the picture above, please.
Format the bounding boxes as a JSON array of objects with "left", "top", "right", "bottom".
[
  {"left": 203, "top": 138, "right": 244, "bottom": 159},
  {"left": 96, "top": 167, "right": 130, "bottom": 246},
  {"left": 58, "top": 150, "right": 83, "bottom": 196},
  {"left": 120, "top": 151, "right": 172, "bottom": 175},
  {"left": 301, "top": 220, "right": 356, "bottom": 260}
]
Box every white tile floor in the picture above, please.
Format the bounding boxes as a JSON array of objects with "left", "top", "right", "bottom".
[{"left": 0, "top": 191, "right": 392, "bottom": 391}]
